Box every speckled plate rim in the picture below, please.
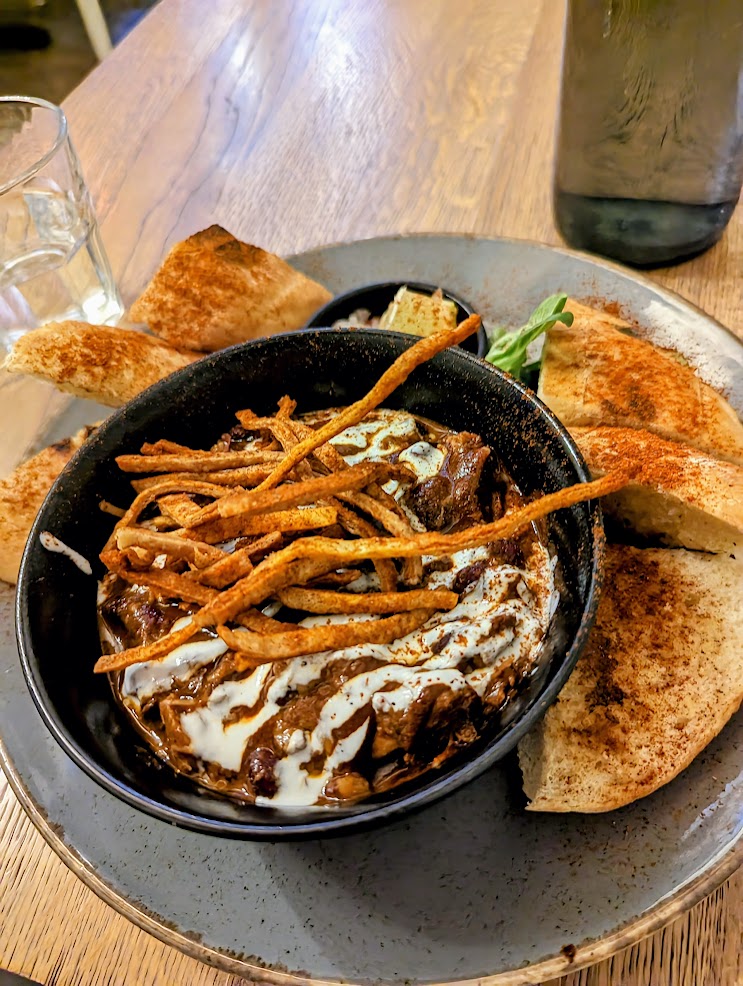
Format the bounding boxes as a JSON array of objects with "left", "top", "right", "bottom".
[
  {"left": 289, "top": 231, "right": 743, "bottom": 375},
  {"left": 2, "top": 741, "right": 741, "bottom": 986},
  {"left": 2, "top": 231, "right": 742, "bottom": 984}
]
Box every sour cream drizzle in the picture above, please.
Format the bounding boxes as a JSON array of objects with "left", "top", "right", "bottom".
[
  {"left": 40, "top": 531, "right": 92, "bottom": 575},
  {"left": 121, "top": 618, "right": 228, "bottom": 704}
]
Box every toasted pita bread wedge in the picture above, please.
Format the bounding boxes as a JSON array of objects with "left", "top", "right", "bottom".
[
  {"left": 518, "top": 545, "right": 743, "bottom": 813},
  {"left": 129, "top": 225, "right": 333, "bottom": 352},
  {"left": 573, "top": 426, "right": 743, "bottom": 555},
  {"left": 538, "top": 300, "right": 743, "bottom": 466},
  {"left": 3, "top": 322, "right": 200, "bottom": 407},
  {"left": 0, "top": 425, "right": 95, "bottom": 584}
]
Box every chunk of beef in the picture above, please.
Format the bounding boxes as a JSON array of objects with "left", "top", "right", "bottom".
[
  {"left": 372, "top": 682, "right": 480, "bottom": 762},
  {"left": 372, "top": 691, "right": 433, "bottom": 758},
  {"left": 247, "top": 748, "right": 279, "bottom": 798},
  {"left": 404, "top": 432, "right": 490, "bottom": 531},
  {"left": 452, "top": 559, "right": 488, "bottom": 594},
  {"left": 100, "top": 582, "right": 192, "bottom": 648}
]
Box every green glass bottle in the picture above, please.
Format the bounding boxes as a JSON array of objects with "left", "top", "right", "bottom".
[{"left": 553, "top": 0, "right": 743, "bottom": 266}]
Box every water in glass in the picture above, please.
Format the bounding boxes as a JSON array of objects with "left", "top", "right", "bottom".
[{"left": 0, "top": 183, "right": 122, "bottom": 350}]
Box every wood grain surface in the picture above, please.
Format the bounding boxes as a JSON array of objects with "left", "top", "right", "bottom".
[{"left": 1, "top": 0, "right": 742, "bottom": 983}]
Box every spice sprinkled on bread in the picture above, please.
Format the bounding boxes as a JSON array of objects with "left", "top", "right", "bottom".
[
  {"left": 518, "top": 545, "right": 743, "bottom": 813},
  {"left": 573, "top": 426, "right": 743, "bottom": 555},
  {"left": 130, "top": 225, "right": 332, "bottom": 352},
  {"left": 538, "top": 299, "right": 743, "bottom": 466}
]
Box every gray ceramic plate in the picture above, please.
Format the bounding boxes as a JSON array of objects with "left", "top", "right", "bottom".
[{"left": 1, "top": 235, "right": 742, "bottom": 985}]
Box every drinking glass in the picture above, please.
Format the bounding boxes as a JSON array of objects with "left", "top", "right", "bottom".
[{"left": 0, "top": 95, "right": 123, "bottom": 350}]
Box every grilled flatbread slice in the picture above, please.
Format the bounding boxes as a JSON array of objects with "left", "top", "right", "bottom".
[
  {"left": 3, "top": 322, "right": 200, "bottom": 407},
  {"left": 573, "top": 426, "right": 743, "bottom": 555},
  {"left": 518, "top": 545, "right": 743, "bottom": 813},
  {"left": 538, "top": 300, "right": 743, "bottom": 466},
  {"left": 0, "top": 426, "right": 95, "bottom": 584},
  {"left": 129, "top": 225, "right": 333, "bottom": 352}
]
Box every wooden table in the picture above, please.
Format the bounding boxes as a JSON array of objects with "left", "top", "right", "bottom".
[{"left": 1, "top": 0, "right": 741, "bottom": 983}]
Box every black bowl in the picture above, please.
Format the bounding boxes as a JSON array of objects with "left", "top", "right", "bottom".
[
  {"left": 16, "top": 329, "right": 603, "bottom": 839},
  {"left": 305, "top": 281, "right": 489, "bottom": 358}
]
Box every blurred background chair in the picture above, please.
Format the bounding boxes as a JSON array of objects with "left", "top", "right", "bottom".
[
  {"left": 74, "top": 0, "right": 112, "bottom": 60},
  {"left": 0, "top": 0, "right": 157, "bottom": 102}
]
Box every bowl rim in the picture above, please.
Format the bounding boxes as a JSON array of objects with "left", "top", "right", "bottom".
[{"left": 15, "top": 327, "right": 604, "bottom": 839}]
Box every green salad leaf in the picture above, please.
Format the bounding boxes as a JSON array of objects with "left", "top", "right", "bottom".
[{"left": 484, "top": 293, "right": 573, "bottom": 379}]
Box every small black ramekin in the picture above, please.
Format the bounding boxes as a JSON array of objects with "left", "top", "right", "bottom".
[{"left": 305, "top": 281, "right": 488, "bottom": 358}]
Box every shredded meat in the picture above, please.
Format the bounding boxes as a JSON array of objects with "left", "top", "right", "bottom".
[{"left": 404, "top": 431, "right": 490, "bottom": 530}]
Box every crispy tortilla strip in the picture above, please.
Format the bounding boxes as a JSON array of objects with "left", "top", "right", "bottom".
[
  {"left": 193, "top": 549, "right": 254, "bottom": 587},
  {"left": 105, "top": 484, "right": 196, "bottom": 552},
  {"left": 102, "top": 478, "right": 235, "bottom": 553},
  {"left": 157, "top": 493, "right": 203, "bottom": 526},
  {"left": 144, "top": 516, "right": 177, "bottom": 531},
  {"left": 130, "top": 466, "right": 273, "bottom": 492},
  {"left": 333, "top": 501, "right": 398, "bottom": 592},
  {"left": 339, "top": 489, "right": 423, "bottom": 585},
  {"left": 95, "top": 472, "right": 624, "bottom": 673},
  {"left": 115, "top": 528, "right": 225, "bottom": 567},
  {"left": 235, "top": 411, "right": 302, "bottom": 453},
  {"left": 218, "top": 609, "right": 434, "bottom": 666},
  {"left": 119, "top": 546, "right": 156, "bottom": 569},
  {"left": 100, "top": 547, "right": 133, "bottom": 571},
  {"left": 190, "top": 533, "right": 283, "bottom": 588},
  {"left": 238, "top": 531, "right": 284, "bottom": 559},
  {"left": 95, "top": 619, "right": 201, "bottom": 672},
  {"left": 255, "top": 315, "right": 481, "bottom": 491},
  {"left": 114, "top": 569, "right": 219, "bottom": 606},
  {"left": 191, "top": 505, "right": 338, "bottom": 543},
  {"left": 286, "top": 417, "right": 348, "bottom": 473},
  {"left": 187, "top": 460, "right": 411, "bottom": 528},
  {"left": 281, "top": 472, "right": 627, "bottom": 567},
  {"left": 276, "top": 396, "right": 297, "bottom": 418},
  {"left": 99, "top": 500, "right": 126, "bottom": 518},
  {"left": 140, "top": 439, "right": 196, "bottom": 455},
  {"left": 117, "top": 450, "right": 284, "bottom": 473},
  {"left": 278, "top": 587, "right": 458, "bottom": 614},
  {"left": 129, "top": 225, "right": 333, "bottom": 352},
  {"left": 192, "top": 531, "right": 284, "bottom": 589},
  {"left": 367, "top": 481, "right": 423, "bottom": 585},
  {"left": 143, "top": 479, "right": 235, "bottom": 499},
  {"left": 0, "top": 425, "right": 95, "bottom": 585},
  {"left": 93, "top": 555, "right": 339, "bottom": 672},
  {"left": 3, "top": 322, "right": 200, "bottom": 407},
  {"left": 235, "top": 609, "right": 298, "bottom": 633}
]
